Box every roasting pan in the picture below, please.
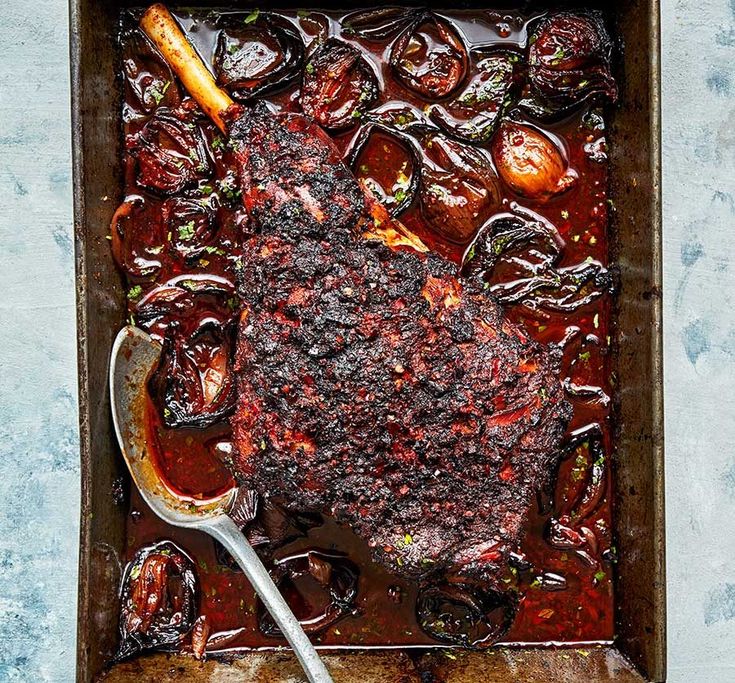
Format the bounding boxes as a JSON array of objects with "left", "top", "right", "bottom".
[{"left": 70, "top": 1, "right": 664, "bottom": 680}]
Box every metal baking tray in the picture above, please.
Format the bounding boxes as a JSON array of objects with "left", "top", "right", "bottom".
[{"left": 70, "top": 1, "right": 665, "bottom": 680}]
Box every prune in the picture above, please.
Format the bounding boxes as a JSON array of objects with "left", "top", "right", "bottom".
[
  {"left": 524, "top": 12, "right": 617, "bottom": 116},
  {"left": 133, "top": 111, "right": 212, "bottom": 195},
  {"left": 391, "top": 13, "right": 468, "bottom": 100},
  {"left": 347, "top": 125, "right": 418, "bottom": 216},
  {"left": 115, "top": 541, "right": 198, "bottom": 661},
  {"left": 300, "top": 39, "right": 379, "bottom": 130},
  {"left": 491, "top": 121, "right": 577, "bottom": 200},
  {"left": 416, "top": 583, "right": 516, "bottom": 647},
  {"left": 258, "top": 550, "right": 359, "bottom": 637},
  {"left": 214, "top": 13, "right": 304, "bottom": 100},
  {"left": 429, "top": 50, "right": 523, "bottom": 142},
  {"left": 419, "top": 133, "right": 501, "bottom": 243}
]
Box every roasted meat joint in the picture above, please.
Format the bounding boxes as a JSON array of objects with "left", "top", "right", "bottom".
[{"left": 110, "top": 3, "right": 619, "bottom": 661}]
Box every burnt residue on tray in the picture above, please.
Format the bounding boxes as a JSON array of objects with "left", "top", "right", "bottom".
[{"left": 112, "top": 7, "right": 618, "bottom": 655}]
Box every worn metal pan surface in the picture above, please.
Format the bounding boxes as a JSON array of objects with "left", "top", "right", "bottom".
[{"left": 70, "top": 1, "right": 664, "bottom": 680}]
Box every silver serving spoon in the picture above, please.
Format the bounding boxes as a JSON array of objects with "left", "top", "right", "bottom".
[{"left": 109, "top": 325, "right": 333, "bottom": 683}]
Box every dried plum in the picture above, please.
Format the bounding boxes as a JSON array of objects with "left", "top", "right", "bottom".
[
  {"left": 258, "top": 550, "right": 359, "bottom": 637},
  {"left": 300, "top": 39, "right": 379, "bottom": 130},
  {"left": 136, "top": 276, "right": 238, "bottom": 427}
]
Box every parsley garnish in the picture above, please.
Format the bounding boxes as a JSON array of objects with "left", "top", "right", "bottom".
[
  {"left": 127, "top": 285, "right": 143, "bottom": 300},
  {"left": 177, "top": 221, "right": 196, "bottom": 241},
  {"left": 244, "top": 9, "right": 260, "bottom": 24}
]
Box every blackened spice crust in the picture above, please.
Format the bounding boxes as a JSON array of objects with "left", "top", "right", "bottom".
[{"left": 230, "top": 106, "right": 571, "bottom": 589}]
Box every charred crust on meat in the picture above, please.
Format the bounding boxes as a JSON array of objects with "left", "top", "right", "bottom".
[{"left": 229, "top": 107, "right": 572, "bottom": 588}]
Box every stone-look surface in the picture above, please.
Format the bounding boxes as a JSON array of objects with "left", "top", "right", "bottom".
[
  {"left": 0, "top": 2, "right": 79, "bottom": 683},
  {"left": 0, "top": 0, "right": 733, "bottom": 681},
  {"left": 662, "top": 0, "right": 735, "bottom": 680}
]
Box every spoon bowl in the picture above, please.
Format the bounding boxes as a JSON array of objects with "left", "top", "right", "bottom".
[{"left": 109, "top": 325, "right": 333, "bottom": 683}]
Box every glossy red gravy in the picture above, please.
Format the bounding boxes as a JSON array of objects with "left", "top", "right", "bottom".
[{"left": 119, "top": 7, "right": 615, "bottom": 651}]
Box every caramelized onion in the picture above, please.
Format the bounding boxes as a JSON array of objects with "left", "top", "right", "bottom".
[
  {"left": 115, "top": 541, "right": 197, "bottom": 661},
  {"left": 161, "top": 196, "right": 218, "bottom": 261},
  {"left": 462, "top": 210, "right": 613, "bottom": 312},
  {"left": 391, "top": 13, "right": 468, "bottom": 100},
  {"left": 110, "top": 195, "right": 166, "bottom": 280},
  {"left": 300, "top": 39, "right": 379, "bottom": 130},
  {"left": 524, "top": 12, "right": 617, "bottom": 116},
  {"left": 348, "top": 125, "right": 418, "bottom": 216},
  {"left": 136, "top": 276, "right": 238, "bottom": 427},
  {"left": 121, "top": 29, "right": 180, "bottom": 119},
  {"left": 491, "top": 121, "right": 577, "bottom": 200},
  {"left": 342, "top": 7, "right": 418, "bottom": 41},
  {"left": 417, "top": 583, "right": 516, "bottom": 647},
  {"left": 419, "top": 133, "right": 501, "bottom": 243},
  {"left": 134, "top": 111, "right": 212, "bottom": 195},
  {"left": 258, "top": 550, "right": 359, "bottom": 636},
  {"left": 429, "top": 50, "right": 522, "bottom": 142},
  {"left": 214, "top": 13, "right": 304, "bottom": 100}
]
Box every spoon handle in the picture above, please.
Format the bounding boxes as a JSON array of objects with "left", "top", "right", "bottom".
[{"left": 206, "top": 514, "right": 333, "bottom": 683}]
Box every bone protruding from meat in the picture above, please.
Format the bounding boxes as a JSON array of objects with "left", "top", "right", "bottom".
[{"left": 140, "top": 4, "right": 233, "bottom": 132}]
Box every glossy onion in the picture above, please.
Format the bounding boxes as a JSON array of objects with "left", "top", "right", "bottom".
[
  {"left": 136, "top": 277, "right": 238, "bottom": 427},
  {"left": 342, "top": 7, "right": 417, "bottom": 41},
  {"left": 526, "top": 12, "right": 617, "bottom": 113},
  {"left": 491, "top": 121, "right": 576, "bottom": 200},
  {"left": 122, "top": 29, "right": 180, "bottom": 118},
  {"left": 115, "top": 541, "right": 198, "bottom": 661},
  {"left": 349, "top": 126, "right": 418, "bottom": 216},
  {"left": 390, "top": 13, "right": 468, "bottom": 100},
  {"left": 110, "top": 195, "right": 166, "bottom": 280},
  {"left": 416, "top": 583, "right": 516, "bottom": 647},
  {"left": 300, "top": 39, "right": 379, "bottom": 130},
  {"left": 419, "top": 133, "right": 501, "bottom": 243},
  {"left": 258, "top": 550, "right": 359, "bottom": 636},
  {"left": 430, "top": 50, "right": 522, "bottom": 142},
  {"left": 161, "top": 196, "right": 217, "bottom": 262},
  {"left": 134, "top": 111, "right": 212, "bottom": 195},
  {"left": 214, "top": 13, "right": 304, "bottom": 100}
]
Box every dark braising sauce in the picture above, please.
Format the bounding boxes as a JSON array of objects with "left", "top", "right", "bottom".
[{"left": 115, "top": 6, "right": 617, "bottom": 656}]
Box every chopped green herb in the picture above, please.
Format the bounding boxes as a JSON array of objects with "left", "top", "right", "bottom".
[
  {"left": 243, "top": 9, "right": 260, "bottom": 24},
  {"left": 177, "top": 221, "right": 196, "bottom": 241},
  {"left": 211, "top": 136, "right": 225, "bottom": 150},
  {"left": 579, "top": 351, "right": 591, "bottom": 362},
  {"left": 393, "top": 187, "right": 406, "bottom": 204},
  {"left": 200, "top": 184, "right": 214, "bottom": 195},
  {"left": 203, "top": 245, "right": 225, "bottom": 256},
  {"left": 148, "top": 245, "right": 164, "bottom": 255},
  {"left": 351, "top": 109, "right": 362, "bottom": 119},
  {"left": 593, "top": 313, "right": 600, "bottom": 329},
  {"left": 149, "top": 80, "right": 170, "bottom": 105},
  {"left": 359, "top": 164, "right": 369, "bottom": 174},
  {"left": 297, "top": 10, "right": 311, "bottom": 18},
  {"left": 127, "top": 285, "right": 143, "bottom": 300},
  {"left": 403, "top": 533, "right": 413, "bottom": 545},
  {"left": 305, "top": 62, "right": 315, "bottom": 75}
]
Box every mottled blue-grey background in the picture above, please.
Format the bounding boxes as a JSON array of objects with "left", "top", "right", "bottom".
[{"left": 0, "top": 0, "right": 733, "bottom": 681}]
